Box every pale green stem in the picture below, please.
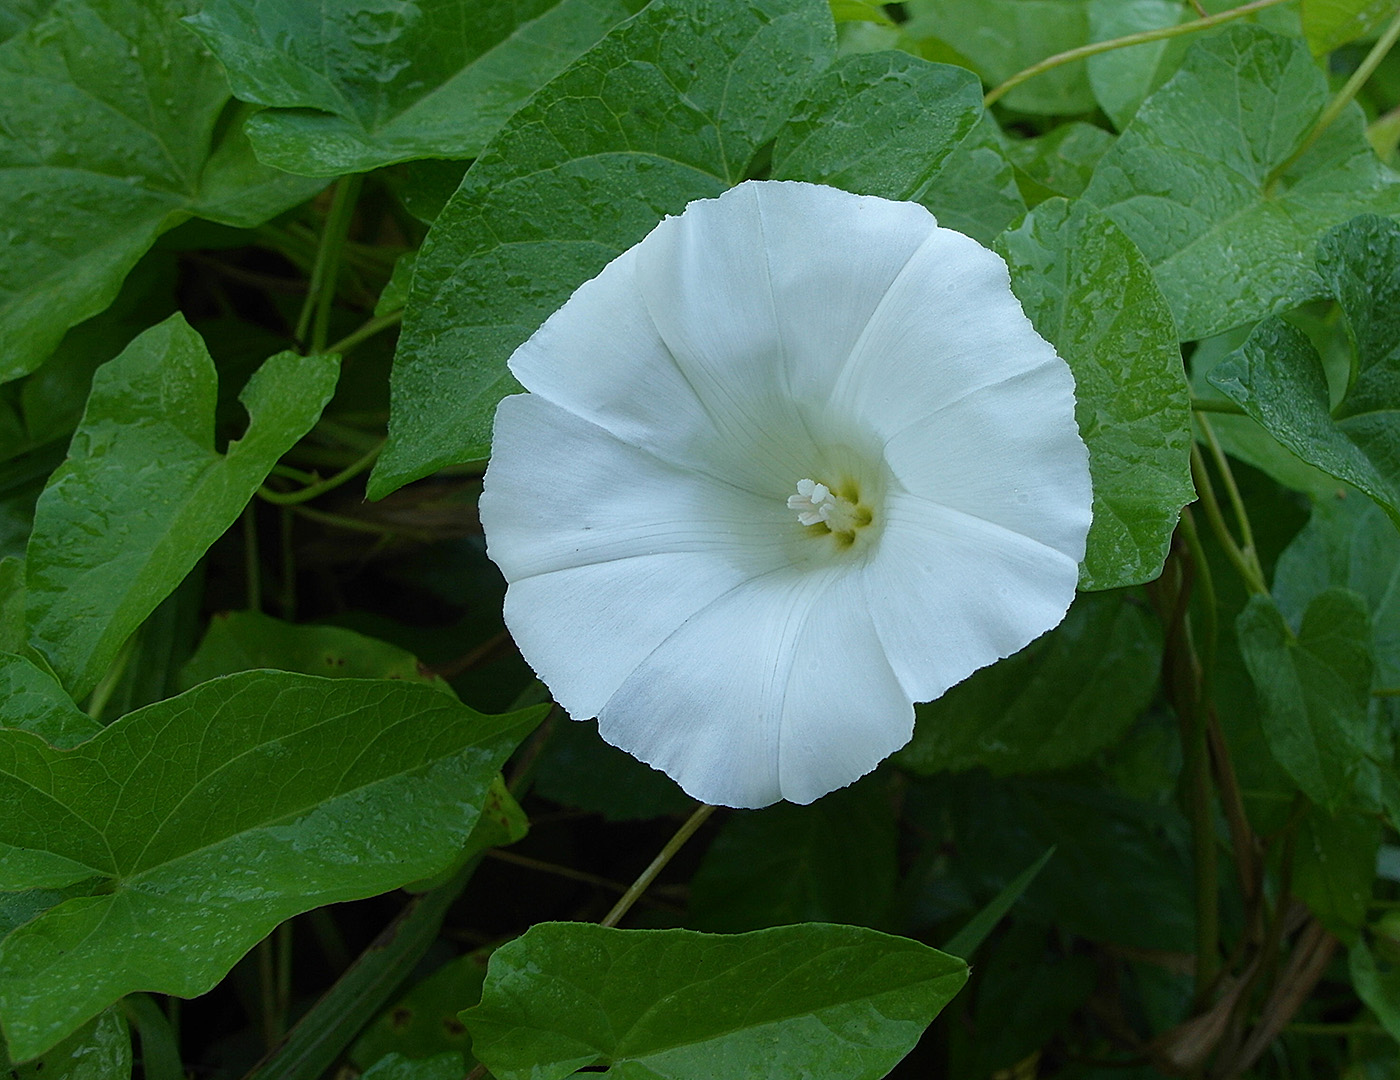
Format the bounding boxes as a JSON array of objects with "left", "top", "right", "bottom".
[
  {"left": 1190, "top": 444, "right": 1268, "bottom": 596},
  {"left": 601, "top": 804, "right": 717, "bottom": 928},
  {"left": 463, "top": 802, "right": 720, "bottom": 1080},
  {"left": 258, "top": 441, "right": 383, "bottom": 506},
  {"left": 1176, "top": 510, "right": 1221, "bottom": 998},
  {"left": 86, "top": 634, "right": 136, "bottom": 721},
  {"left": 1197, "top": 413, "right": 1261, "bottom": 580},
  {"left": 1266, "top": 3, "right": 1400, "bottom": 189},
  {"left": 326, "top": 310, "right": 403, "bottom": 357},
  {"left": 983, "top": 0, "right": 1294, "bottom": 106},
  {"left": 294, "top": 175, "right": 363, "bottom": 353}
]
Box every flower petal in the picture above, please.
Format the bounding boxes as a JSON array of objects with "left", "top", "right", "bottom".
[
  {"left": 509, "top": 182, "right": 943, "bottom": 497},
  {"left": 501, "top": 552, "right": 759, "bottom": 722},
  {"left": 862, "top": 492, "right": 1081, "bottom": 703},
  {"left": 598, "top": 568, "right": 912, "bottom": 809},
  {"left": 830, "top": 226, "right": 1059, "bottom": 440},
  {"left": 480, "top": 394, "right": 787, "bottom": 582},
  {"left": 506, "top": 244, "right": 725, "bottom": 475},
  {"left": 637, "top": 181, "right": 939, "bottom": 415},
  {"left": 882, "top": 361, "right": 1092, "bottom": 561}
]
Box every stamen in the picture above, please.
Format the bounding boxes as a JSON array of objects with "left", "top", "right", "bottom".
[{"left": 787, "top": 478, "right": 870, "bottom": 536}]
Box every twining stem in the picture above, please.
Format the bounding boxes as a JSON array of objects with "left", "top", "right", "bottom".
[
  {"left": 1376, "top": 686, "right": 1400, "bottom": 696},
  {"left": 601, "top": 804, "right": 718, "bottom": 928},
  {"left": 1266, "top": 2, "right": 1400, "bottom": 189},
  {"left": 1181, "top": 509, "right": 1262, "bottom": 955},
  {"left": 326, "top": 309, "right": 403, "bottom": 356},
  {"left": 85, "top": 633, "right": 136, "bottom": 721},
  {"left": 1190, "top": 444, "right": 1267, "bottom": 596},
  {"left": 983, "top": 0, "right": 1294, "bottom": 106},
  {"left": 1197, "top": 414, "right": 1259, "bottom": 577},
  {"left": 294, "top": 175, "right": 363, "bottom": 354},
  {"left": 1159, "top": 538, "right": 1220, "bottom": 998},
  {"left": 258, "top": 441, "right": 383, "bottom": 506},
  {"left": 465, "top": 802, "right": 720, "bottom": 1080}
]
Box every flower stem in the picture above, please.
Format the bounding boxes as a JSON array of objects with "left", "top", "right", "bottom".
[
  {"left": 462, "top": 804, "right": 719, "bottom": 1080},
  {"left": 1197, "top": 414, "right": 1260, "bottom": 578},
  {"left": 294, "top": 175, "right": 363, "bottom": 354},
  {"left": 1266, "top": 2, "right": 1400, "bottom": 191},
  {"left": 326, "top": 309, "right": 403, "bottom": 356},
  {"left": 600, "top": 804, "right": 717, "bottom": 928},
  {"left": 983, "top": 0, "right": 1293, "bottom": 107},
  {"left": 1190, "top": 444, "right": 1267, "bottom": 596},
  {"left": 1163, "top": 527, "right": 1220, "bottom": 1000},
  {"left": 258, "top": 441, "right": 383, "bottom": 506}
]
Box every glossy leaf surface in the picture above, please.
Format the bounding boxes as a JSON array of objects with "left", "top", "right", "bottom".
[
  {"left": 23, "top": 316, "right": 338, "bottom": 698},
  {"left": 0, "top": 671, "right": 542, "bottom": 1059},
  {"left": 185, "top": 0, "right": 643, "bottom": 176},
  {"left": 465, "top": 922, "right": 968, "bottom": 1080},
  {"left": 1083, "top": 25, "right": 1400, "bottom": 340},
  {"left": 370, "top": 0, "right": 835, "bottom": 495},
  {"left": 997, "top": 198, "right": 1193, "bottom": 589}
]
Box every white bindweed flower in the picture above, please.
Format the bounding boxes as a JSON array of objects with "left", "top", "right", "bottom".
[{"left": 479, "top": 180, "right": 1092, "bottom": 809}]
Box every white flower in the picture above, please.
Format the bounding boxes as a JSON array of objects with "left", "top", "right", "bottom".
[{"left": 479, "top": 181, "right": 1092, "bottom": 809}]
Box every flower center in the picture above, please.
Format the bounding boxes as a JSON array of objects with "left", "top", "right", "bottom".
[{"left": 787, "top": 478, "right": 873, "bottom": 546}]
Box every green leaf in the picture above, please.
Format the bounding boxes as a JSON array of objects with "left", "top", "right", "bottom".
[
  {"left": 771, "top": 50, "right": 982, "bottom": 200},
  {"left": 997, "top": 199, "right": 1194, "bottom": 589},
  {"left": 532, "top": 718, "right": 692, "bottom": 821},
  {"left": 941, "top": 847, "right": 1055, "bottom": 959},
  {"left": 1275, "top": 495, "right": 1400, "bottom": 687},
  {"left": 464, "top": 922, "right": 968, "bottom": 1080},
  {"left": 1082, "top": 24, "right": 1400, "bottom": 341},
  {"left": 0, "top": 251, "right": 176, "bottom": 465},
  {"left": 0, "top": 671, "right": 543, "bottom": 1060},
  {"left": 898, "top": 591, "right": 1161, "bottom": 775},
  {"left": 0, "top": 0, "right": 325, "bottom": 384},
  {"left": 948, "top": 921, "right": 1096, "bottom": 1078},
  {"left": 0, "top": 556, "right": 24, "bottom": 654},
  {"left": 358, "top": 1053, "right": 463, "bottom": 1080},
  {"left": 23, "top": 315, "right": 339, "bottom": 699},
  {"left": 900, "top": 0, "right": 1095, "bottom": 115},
  {"left": 370, "top": 0, "right": 836, "bottom": 497},
  {"left": 184, "top": 0, "right": 644, "bottom": 177},
  {"left": 687, "top": 779, "right": 897, "bottom": 932},
  {"left": 918, "top": 111, "right": 1026, "bottom": 245},
  {"left": 1303, "top": 0, "right": 1397, "bottom": 54},
  {"left": 1003, "top": 122, "right": 1115, "bottom": 204},
  {"left": 352, "top": 954, "right": 487, "bottom": 1069},
  {"left": 1209, "top": 318, "right": 1400, "bottom": 529},
  {"left": 1236, "top": 590, "right": 1376, "bottom": 812},
  {"left": 0, "top": 2, "right": 57, "bottom": 44},
  {"left": 179, "top": 610, "right": 448, "bottom": 692},
  {"left": 1085, "top": 0, "right": 1190, "bottom": 131},
  {"left": 1189, "top": 324, "right": 1350, "bottom": 505},
  {"left": 0, "top": 653, "right": 100, "bottom": 748},
  {"left": 0, "top": 1008, "right": 128, "bottom": 1075},
  {"left": 1353, "top": 937, "right": 1400, "bottom": 1043},
  {"left": 1205, "top": 213, "right": 1400, "bottom": 521},
  {"left": 926, "top": 774, "right": 1195, "bottom": 951},
  {"left": 1293, "top": 806, "right": 1379, "bottom": 943}
]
